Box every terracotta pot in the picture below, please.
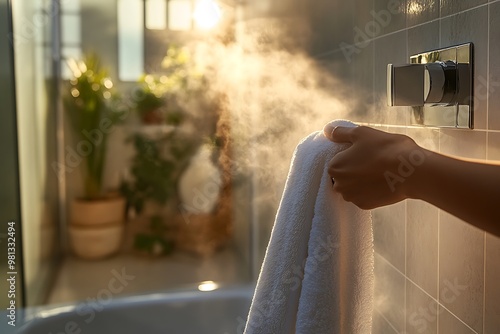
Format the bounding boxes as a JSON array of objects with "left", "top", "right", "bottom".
[
  {"left": 69, "top": 224, "right": 124, "bottom": 260},
  {"left": 69, "top": 196, "right": 126, "bottom": 259},
  {"left": 70, "top": 196, "right": 126, "bottom": 226}
]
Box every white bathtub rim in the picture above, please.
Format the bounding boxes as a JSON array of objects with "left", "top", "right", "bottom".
[{"left": 20, "top": 284, "right": 255, "bottom": 326}]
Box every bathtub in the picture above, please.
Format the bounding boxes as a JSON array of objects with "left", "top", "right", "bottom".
[{"left": 3, "top": 286, "right": 254, "bottom": 334}]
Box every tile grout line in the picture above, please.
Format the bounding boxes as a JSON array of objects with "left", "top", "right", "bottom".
[
  {"left": 438, "top": 6, "right": 442, "bottom": 48},
  {"left": 404, "top": 199, "right": 408, "bottom": 333},
  {"left": 442, "top": 303, "right": 479, "bottom": 334},
  {"left": 375, "top": 308, "right": 400, "bottom": 334},
  {"left": 437, "top": 207, "right": 441, "bottom": 332},
  {"left": 437, "top": 8, "right": 441, "bottom": 331},
  {"left": 436, "top": 209, "right": 441, "bottom": 334},
  {"left": 361, "top": 123, "right": 500, "bottom": 134},
  {"left": 484, "top": 4, "right": 490, "bottom": 332},
  {"left": 373, "top": 49, "right": 376, "bottom": 115},
  {"left": 487, "top": 2, "right": 490, "bottom": 134},
  {"left": 377, "top": 253, "right": 479, "bottom": 334},
  {"left": 372, "top": 0, "right": 376, "bottom": 124},
  {"left": 483, "top": 232, "right": 487, "bottom": 333},
  {"left": 404, "top": 21, "right": 408, "bottom": 333},
  {"left": 314, "top": 0, "right": 500, "bottom": 60},
  {"left": 378, "top": 253, "right": 428, "bottom": 298}
]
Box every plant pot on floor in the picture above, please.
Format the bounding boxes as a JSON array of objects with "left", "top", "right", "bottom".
[
  {"left": 69, "top": 224, "right": 124, "bottom": 260},
  {"left": 69, "top": 196, "right": 126, "bottom": 259}
]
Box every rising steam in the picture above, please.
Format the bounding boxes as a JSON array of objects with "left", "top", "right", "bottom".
[{"left": 187, "top": 18, "right": 354, "bottom": 199}]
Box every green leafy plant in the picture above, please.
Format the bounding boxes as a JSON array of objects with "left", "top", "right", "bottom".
[
  {"left": 131, "top": 45, "right": 205, "bottom": 125},
  {"left": 63, "top": 54, "right": 124, "bottom": 200},
  {"left": 120, "top": 132, "right": 198, "bottom": 212},
  {"left": 120, "top": 131, "right": 200, "bottom": 255},
  {"left": 122, "top": 45, "right": 213, "bottom": 255},
  {"left": 134, "top": 215, "right": 174, "bottom": 256}
]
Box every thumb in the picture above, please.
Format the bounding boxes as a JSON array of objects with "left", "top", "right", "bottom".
[{"left": 323, "top": 125, "right": 355, "bottom": 143}]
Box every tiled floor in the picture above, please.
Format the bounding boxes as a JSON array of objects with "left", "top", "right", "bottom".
[{"left": 48, "top": 247, "right": 251, "bottom": 305}]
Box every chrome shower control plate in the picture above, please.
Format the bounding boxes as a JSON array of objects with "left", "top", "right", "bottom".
[{"left": 410, "top": 43, "right": 473, "bottom": 129}]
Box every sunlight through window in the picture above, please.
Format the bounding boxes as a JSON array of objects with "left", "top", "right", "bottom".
[
  {"left": 146, "top": 0, "right": 167, "bottom": 30},
  {"left": 193, "top": 0, "right": 222, "bottom": 30},
  {"left": 168, "top": 0, "right": 192, "bottom": 31}
]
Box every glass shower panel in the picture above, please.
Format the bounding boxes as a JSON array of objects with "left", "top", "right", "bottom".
[
  {"left": 0, "top": 0, "right": 24, "bottom": 310},
  {"left": 11, "top": 0, "right": 61, "bottom": 306}
]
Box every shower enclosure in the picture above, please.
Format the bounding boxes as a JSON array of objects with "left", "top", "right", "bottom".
[
  {"left": 1, "top": 0, "right": 293, "bottom": 309},
  {"left": 0, "top": 0, "right": 62, "bottom": 308},
  {"left": 1, "top": 0, "right": 327, "bottom": 318}
]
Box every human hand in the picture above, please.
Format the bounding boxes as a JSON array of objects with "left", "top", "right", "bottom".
[{"left": 323, "top": 125, "right": 427, "bottom": 209}]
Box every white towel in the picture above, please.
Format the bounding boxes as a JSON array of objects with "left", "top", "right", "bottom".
[{"left": 244, "top": 120, "right": 374, "bottom": 334}]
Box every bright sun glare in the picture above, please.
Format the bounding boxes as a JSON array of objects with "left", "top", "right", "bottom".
[{"left": 193, "top": 0, "right": 222, "bottom": 30}]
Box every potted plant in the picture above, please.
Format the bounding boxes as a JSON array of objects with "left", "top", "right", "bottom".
[
  {"left": 122, "top": 45, "right": 234, "bottom": 257},
  {"left": 131, "top": 76, "right": 166, "bottom": 125},
  {"left": 131, "top": 45, "right": 203, "bottom": 126},
  {"left": 63, "top": 54, "right": 127, "bottom": 259},
  {"left": 120, "top": 131, "right": 199, "bottom": 256}
]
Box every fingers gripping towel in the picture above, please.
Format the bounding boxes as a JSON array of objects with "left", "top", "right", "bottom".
[{"left": 244, "top": 120, "right": 374, "bottom": 334}]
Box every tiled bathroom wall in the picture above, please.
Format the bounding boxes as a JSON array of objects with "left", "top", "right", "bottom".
[
  {"left": 307, "top": 0, "right": 500, "bottom": 333},
  {"left": 245, "top": 1, "right": 500, "bottom": 332}
]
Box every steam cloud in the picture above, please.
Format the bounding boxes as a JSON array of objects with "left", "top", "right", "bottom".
[{"left": 188, "top": 18, "right": 355, "bottom": 200}]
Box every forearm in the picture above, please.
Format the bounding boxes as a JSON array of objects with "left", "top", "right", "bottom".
[{"left": 407, "top": 149, "right": 500, "bottom": 236}]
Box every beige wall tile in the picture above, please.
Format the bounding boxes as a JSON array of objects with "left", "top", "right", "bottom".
[{"left": 439, "top": 210, "right": 484, "bottom": 333}]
